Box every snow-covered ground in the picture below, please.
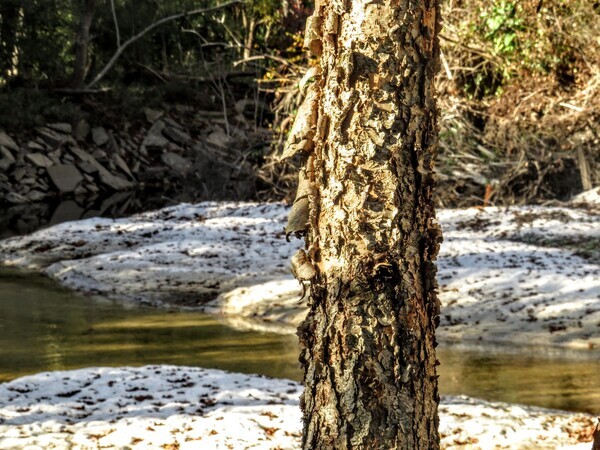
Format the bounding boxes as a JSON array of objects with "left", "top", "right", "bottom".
[
  {"left": 0, "top": 191, "right": 598, "bottom": 449},
  {"left": 0, "top": 366, "right": 596, "bottom": 450},
  {"left": 1, "top": 196, "right": 598, "bottom": 348}
]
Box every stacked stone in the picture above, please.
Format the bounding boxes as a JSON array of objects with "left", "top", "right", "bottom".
[{"left": 0, "top": 109, "right": 199, "bottom": 205}]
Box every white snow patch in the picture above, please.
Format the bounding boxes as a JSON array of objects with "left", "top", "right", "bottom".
[
  {"left": 572, "top": 186, "right": 600, "bottom": 205},
  {"left": 0, "top": 366, "right": 595, "bottom": 450},
  {"left": 0, "top": 202, "right": 598, "bottom": 348}
]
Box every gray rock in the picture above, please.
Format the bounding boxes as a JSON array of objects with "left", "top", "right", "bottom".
[
  {"left": 26, "top": 153, "right": 54, "bottom": 168},
  {"left": 70, "top": 146, "right": 134, "bottom": 190},
  {"left": 74, "top": 120, "right": 90, "bottom": 141},
  {"left": 77, "top": 160, "right": 99, "bottom": 174},
  {"left": 0, "top": 145, "right": 15, "bottom": 161},
  {"left": 37, "top": 179, "right": 49, "bottom": 191},
  {"left": 161, "top": 152, "right": 192, "bottom": 174},
  {"left": 86, "top": 182, "right": 100, "bottom": 193},
  {"left": 0, "top": 131, "right": 19, "bottom": 152},
  {"left": 48, "top": 150, "right": 62, "bottom": 165},
  {"left": 107, "top": 132, "right": 120, "bottom": 154},
  {"left": 174, "top": 105, "right": 194, "bottom": 114},
  {"left": 26, "top": 190, "right": 47, "bottom": 202},
  {"left": 163, "top": 126, "right": 192, "bottom": 145},
  {"left": 142, "top": 133, "right": 169, "bottom": 151},
  {"left": 206, "top": 128, "right": 231, "bottom": 149},
  {"left": 46, "top": 164, "right": 84, "bottom": 193},
  {"left": 142, "top": 121, "right": 169, "bottom": 151},
  {"left": 37, "top": 127, "right": 68, "bottom": 149},
  {"left": 11, "top": 167, "right": 26, "bottom": 181},
  {"left": 27, "top": 141, "right": 46, "bottom": 152},
  {"left": 195, "top": 110, "right": 224, "bottom": 121},
  {"left": 92, "top": 149, "right": 108, "bottom": 161},
  {"left": 0, "top": 158, "right": 14, "bottom": 171},
  {"left": 113, "top": 154, "right": 134, "bottom": 179},
  {"left": 47, "top": 123, "right": 72, "bottom": 134},
  {"left": 0, "top": 146, "right": 16, "bottom": 170},
  {"left": 69, "top": 146, "right": 94, "bottom": 163},
  {"left": 92, "top": 127, "right": 110, "bottom": 146},
  {"left": 21, "top": 177, "right": 36, "bottom": 186},
  {"left": 97, "top": 166, "right": 135, "bottom": 191},
  {"left": 163, "top": 117, "right": 184, "bottom": 130},
  {"left": 5, "top": 192, "right": 28, "bottom": 204},
  {"left": 74, "top": 185, "right": 87, "bottom": 197},
  {"left": 144, "top": 108, "right": 163, "bottom": 123}
]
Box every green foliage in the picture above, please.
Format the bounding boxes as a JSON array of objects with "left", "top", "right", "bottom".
[
  {"left": 0, "top": 0, "right": 302, "bottom": 90},
  {"left": 0, "top": 0, "right": 77, "bottom": 86},
  {"left": 448, "top": 0, "right": 599, "bottom": 99},
  {"left": 479, "top": 1, "right": 523, "bottom": 56}
]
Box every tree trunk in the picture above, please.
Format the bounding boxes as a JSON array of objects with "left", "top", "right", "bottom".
[
  {"left": 71, "top": 0, "right": 97, "bottom": 89},
  {"left": 0, "top": 2, "right": 20, "bottom": 82},
  {"left": 289, "top": 1, "right": 442, "bottom": 448},
  {"left": 241, "top": 10, "right": 256, "bottom": 63}
]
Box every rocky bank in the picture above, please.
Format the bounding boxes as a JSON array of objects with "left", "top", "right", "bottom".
[{"left": 0, "top": 105, "right": 263, "bottom": 207}]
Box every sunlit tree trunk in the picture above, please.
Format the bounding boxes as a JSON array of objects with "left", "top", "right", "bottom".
[
  {"left": 0, "top": 2, "right": 20, "bottom": 83},
  {"left": 286, "top": 0, "right": 443, "bottom": 448},
  {"left": 71, "top": 0, "right": 97, "bottom": 88},
  {"left": 241, "top": 10, "right": 256, "bottom": 63}
]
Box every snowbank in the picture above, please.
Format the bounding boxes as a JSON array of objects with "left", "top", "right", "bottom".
[
  {"left": 0, "top": 366, "right": 595, "bottom": 450},
  {"left": 1, "top": 198, "right": 597, "bottom": 348}
]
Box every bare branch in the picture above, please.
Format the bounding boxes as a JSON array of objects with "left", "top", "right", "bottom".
[
  {"left": 234, "top": 54, "right": 304, "bottom": 70},
  {"left": 85, "top": 0, "right": 243, "bottom": 89},
  {"left": 110, "top": 0, "right": 121, "bottom": 47}
]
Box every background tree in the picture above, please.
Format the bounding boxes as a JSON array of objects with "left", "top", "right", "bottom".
[
  {"left": 285, "top": 0, "right": 443, "bottom": 448},
  {"left": 0, "top": 0, "right": 20, "bottom": 83},
  {"left": 71, "top": 0, "right": 98, "bottom": 88}
]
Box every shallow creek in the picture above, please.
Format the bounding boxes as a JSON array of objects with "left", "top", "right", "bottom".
[{"left": 0, "top": 268, "right": 598, "bottom": 415}]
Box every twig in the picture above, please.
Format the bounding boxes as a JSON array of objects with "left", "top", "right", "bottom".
[
  {"left": 234, "top": 54, "right": 304, "bottom": 70},
  {"left": 53, "top": 87, "right": 111, "bottom": 95},
  {"left": 558, "top": 102, "right": 584, "bottom": 112},
  {"left": 440, "top": 49, "right": 453, "bottom": 80}
]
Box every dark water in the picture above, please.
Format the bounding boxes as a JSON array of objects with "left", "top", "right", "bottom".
[
  {"left": 0, "top": 169, "right": 257, "bottom": 240},
  {"left": 0, "top": 268, "right": 598, "bottom": 415}
]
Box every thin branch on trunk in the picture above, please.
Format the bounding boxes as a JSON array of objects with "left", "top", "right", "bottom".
[
  {"left": 85, "top": 0, "right": 242, "bottom": 89},
  {"left": 217, "top": 16, "right": 243, "bottom": 49}
]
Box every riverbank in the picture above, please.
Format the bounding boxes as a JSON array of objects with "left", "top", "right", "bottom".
[
  {"left": 1, "top": 190, "right": 598, "bottom": 348},
  {"left": 0, "top": 193, "right": 598, "bottom": 449},
  {"left": 0, "top": 105, "right": 265, "bottom": 215},
  {"left": 0, "top": 366, "right": 596, "bottom": 450}
]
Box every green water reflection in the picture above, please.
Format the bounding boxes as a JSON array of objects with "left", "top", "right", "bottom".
[{"left": 0, "top": 268, "right": 598, "bottom": 415}]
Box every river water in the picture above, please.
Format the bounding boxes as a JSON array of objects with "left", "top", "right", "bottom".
[{"left": 0, "top": 267, "right": 599, "bottom": 415}]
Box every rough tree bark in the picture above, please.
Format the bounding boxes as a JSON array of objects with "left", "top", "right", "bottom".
[{"left": 284, "top": 0, "right": 442, "bottom": 448}]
